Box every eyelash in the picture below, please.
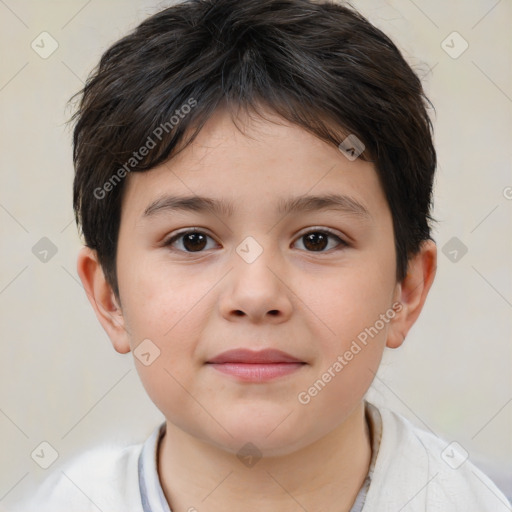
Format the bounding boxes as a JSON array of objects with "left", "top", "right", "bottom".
[{"left": 162, "top": 227, "right": 349, "bottom": 254}]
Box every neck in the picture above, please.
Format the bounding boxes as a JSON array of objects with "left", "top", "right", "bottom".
[{"left": 158, "top": 401, "right": 372, "bottom": 512}]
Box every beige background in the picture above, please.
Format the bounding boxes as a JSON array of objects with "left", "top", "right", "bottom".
[{"left": 1, "top": 0, "right": 511, "bottom": 507}]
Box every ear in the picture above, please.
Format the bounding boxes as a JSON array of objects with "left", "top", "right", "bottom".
[
  {"left": 386, "top": 240, "right": 437, "bottom": 349},
  {"left": 76, "top": 246, "right": 131, "bottom": 354}
]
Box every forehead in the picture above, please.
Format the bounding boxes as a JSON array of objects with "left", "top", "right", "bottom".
[{"left": 120, "top": 108, "right": 388, "bottom": 224}]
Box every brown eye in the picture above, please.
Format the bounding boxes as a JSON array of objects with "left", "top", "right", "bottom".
[
  {"left": 294, "top": 230, "right": 347, "bottom": 252},
  {"left": 164, "top": 230, "right": 216, "bottom": 252},
  {"left": 181, "top": 232, "right": 208, "bottom": 251},
  {"left": 303, "top": 232, "right": 329, "bottom": 251}
]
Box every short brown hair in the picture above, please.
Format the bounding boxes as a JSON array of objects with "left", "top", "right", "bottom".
[{"left": 71, "top": 0, "right": 436, "bottom": 300}]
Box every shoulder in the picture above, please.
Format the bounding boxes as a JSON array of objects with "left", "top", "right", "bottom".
[
  {"left": 10, "top": 438, "right": 145, "bottom": 512},
  {"left": 364, "top": 402, "right": 511, "bottom": 512}
]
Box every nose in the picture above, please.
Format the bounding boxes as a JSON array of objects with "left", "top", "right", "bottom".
[{"left": 218, "top": 247, "right": 293, "bottom": 324}]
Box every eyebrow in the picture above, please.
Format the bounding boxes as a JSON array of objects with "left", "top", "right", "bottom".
[{"left": 142, "top": 193, "right": 371, "bottom": 219}]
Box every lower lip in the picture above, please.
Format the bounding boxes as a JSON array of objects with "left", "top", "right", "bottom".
[{"left": 207, "top": 362, "right": 305, "bottom": 382}]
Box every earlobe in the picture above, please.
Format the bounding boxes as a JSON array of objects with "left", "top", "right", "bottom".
[
  {"left": 76, "top": 246, "right": 131, "bottom": 354},
  {"left": 386, "top": 240, "right": 437, "bottom": 349}
]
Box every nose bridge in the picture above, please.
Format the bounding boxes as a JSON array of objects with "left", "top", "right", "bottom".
[
  {"left": 235, "top": 233, "right": 270, "bottom": 266},
  {"left": 233, "top": 233, "right": 282, "bottom": 293},
  {"left": 218, "top": 234, "right": 292, "bottom": 321}
]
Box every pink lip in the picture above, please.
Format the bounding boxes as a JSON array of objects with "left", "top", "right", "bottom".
[
  {"left": 206, "top": 349, "right": 306, "bottom": 382},
  {"left": 208, "top": 362, "right": 304, "bottom": 382},
  {"left": 207, "top": 348, "right": 303, "bottom": 364}
]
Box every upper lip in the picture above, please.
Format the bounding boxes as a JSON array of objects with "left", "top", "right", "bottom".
[{"left": 207, "top": 348, "right": 304, "bottom": 364}]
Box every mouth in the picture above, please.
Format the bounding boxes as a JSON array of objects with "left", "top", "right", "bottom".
[
  {"left": 207, "top": 348, "right": 304, "bottom": 364},
  {"left": 206, "top": 348, "right": 306, "bottom": 382}
]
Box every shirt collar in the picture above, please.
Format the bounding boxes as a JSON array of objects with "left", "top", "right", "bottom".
[
  {"left": 138, "top": 400, "right": 382, "bottom": 512},
  {"left": 138, "top": 421, "right": 171, "bottom": 512}
]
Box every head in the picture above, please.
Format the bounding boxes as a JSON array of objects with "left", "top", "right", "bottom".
[{"left": 75, "top": 0, "right": 437, "bottom": 456}]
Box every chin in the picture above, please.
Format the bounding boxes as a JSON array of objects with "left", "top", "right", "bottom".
[{"left": 209, "top": 417, "right": 310, "bottom": 457}]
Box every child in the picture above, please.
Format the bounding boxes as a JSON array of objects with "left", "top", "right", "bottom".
[{"left": 14, "top": 0, "right": 511, "bottom": 510}]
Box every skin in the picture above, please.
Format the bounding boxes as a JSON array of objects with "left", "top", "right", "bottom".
[{"left": 77, "top": 107, "right": 436, "bottom": 512}]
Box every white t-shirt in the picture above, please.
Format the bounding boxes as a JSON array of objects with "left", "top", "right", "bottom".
[{"left": 10, "top": 402, "right": 511, "bottom": 511}]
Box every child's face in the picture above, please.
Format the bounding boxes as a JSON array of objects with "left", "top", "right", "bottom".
[{"left": 111, "top": 108, "right": 404, "bottom": 455}]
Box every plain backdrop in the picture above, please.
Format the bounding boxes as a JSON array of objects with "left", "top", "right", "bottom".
[{"left": 1, "top": 0, "right": 511, "bottom": 507}]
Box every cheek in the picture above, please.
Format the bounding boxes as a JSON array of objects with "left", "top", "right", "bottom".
[
  {"left": 123, "top": 280, "right": 209, "bottom": 421},
  {"left": 296, "top": 272, "right": 394, "bottom": 416},
  {"left": 120, "top": 258, "right": 221, "bottom": 397},
  {"left": 119, "top": 253, "right": 208, "bottom": 340},
  {"left": 299, "top": 253, "right": 397, "bottom": 403},
  {"left": 312, "top": 258, "right": 396, "bottom": 344}
]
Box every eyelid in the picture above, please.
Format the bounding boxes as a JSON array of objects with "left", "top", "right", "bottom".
[
  {"left": 295, "top": 226, "right": 347, "bottom": 242},
  {"left": 162, "top": 227, "right": 217, "bottom": 245}
]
